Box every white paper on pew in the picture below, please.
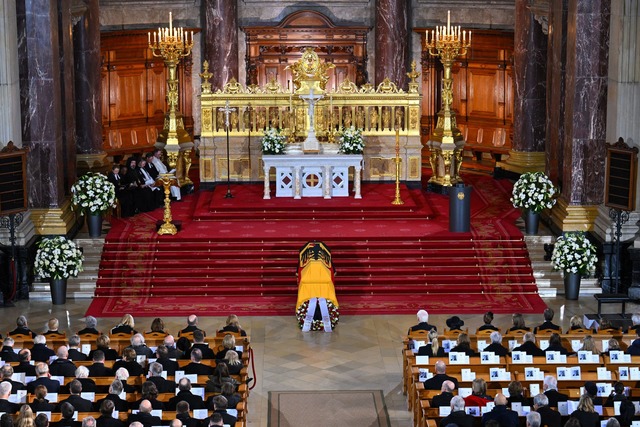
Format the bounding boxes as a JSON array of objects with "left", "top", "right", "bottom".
[
  {"left": 465, "top": 406, "right": 480, "bottom": 417},
  {"left": 175, "top": 371, "right": 186, "bottom": 382},
  {"left": 150, "top": 347, "right": 157, "bottom": 353},
  {"left": 557, "top": 401, "right": 569, "bottom": 416},
  {"left": 461, "top": 369, "right": 475, "bottom": 381},
  {"left": 572, "top": 340, "right": 582, "bottom": 352},
  {"left": 511, "top": 351, "right": 526, "bottom": 363},
  {"left": 227, "top": 409, "right": 238, "bottom": 417},
  {"left": 418, "top": 368, "right": 431, "bottom": 382},
  {"left": 540, "top": 340, "right": 549, "bottom": 350},
  {"left": 632, "top": 421, "right": 640, "bottom": 427},
  {"left": 160, "top": 371, "right": 167, "bottom": 379},
  {"left": 597, "top": 367, "right": 612, "bottom": 380},
  {"left": 602, "top": 340, "right": 610, "bottom": 352},
  {"left": 596, "top": 383, "right": 612, "bottom": 397},
  {"left": 485, "top": 402, "right": 495, "bottom": 412},
  {"left": 9, "top": 390, "right": 26, "bottom": 403},
  {"left": 521, "top": 406, "right": 531, "bottom": 416},
  {"left": 442, "top": 340, "right": 454, "bottom": 353},
  {"left": 223, "top": 424, "right": 231, "bottom": 427},
  {"left": 481, "top": 406, "right": 492, "bottom": 415},
  {"left": 113, "top": 411, "right": 119, "bottom": 419},
  {"left": 600, "top": 421, "right": 608, "bottom": 427},
  {"left": 630, "top": 367, "right": 640, "bottom": 380},
  {"left": 448, "top": 352, "right": 467, "bottom": 364},
  {"left": 413, "top": 341, "right": 426, "bottom": 353},
  {"left": 439, "top": 406, "right": 451, "bottom": 417},
  {"left": 72, "top": 411, "right": 79, "bottom": 421},
  {"left": 567, "top": 400, "right": 579, "bottom": 414},
  {"left": 634, "top": 402, "right": 640, "bottom": 415},
  {"left": 25, "top": 376, "right": 35, "bottom": 384},
  {"left": 511, "top": 402, "right": 523, "bottom": 416},
  {"left": 119, "top": 391, "right": 126, "bottom": 400},
  {"left": 502, "top": 387, "right": 510, "bottom": 397},
  {"left": 81, "top": 392, "right": 95, "bottom": 401},
  {"left": 489, "top": 368, "right": 501, "bottom": 380},
  {"left": 151, "top": 410, "right": 162, "bottom": 417},
  {"left": 477, "top": 340, "right": 488, "bottom": 352},
  {"left": 480, "top": 352, "right": 499, "bottom": 364},
  {"left": 618, "top": 367, "right": 629, "bottom": 380},
  {"left": 459, "top": 387, "right": 472, "bottom": 398},
  {"left": 11, "top": 373, "right": 25, "bottom": 383},
  {"left": 47, "top": 393, "right": 59, "bottom": 403},
  {"left": 546, "top": 351, "right": 560, "bottom": 363},
  {"left": 49, "top": 356, "right": 57, "bottom": 364},
  {"left": 193, "top": 409, "right": 208, "bottom": 419},
  {"left": 614, "top": 401, "right": 621, "bottom": 415},
  {"left": 136, "top": 355, "right": 147, "bottom": 365},
  {"left": 508, "top": 340, "right": 518, "bottom": 350},
  {"left": 556, "top": 367, "right": 569, "bottom": 380},
  {"left": 35, "top": 412, "right": 51, "bottom": 419},
  {"left": 415, "top": 356, "right": 429, "bottom": 365},
  {"left": 51, "top": 376, "right": 64, "bottom": 384},
  {"left": 529, "top": 383, "right": 540, "bottom": 396},
  {"left": 81, "top": 344, "right": 91, "bottom": 355},
  {"left": 610, "top": 350, "right": 624, "bottom": 363},
  {"left": 595, "top": 405, "right": 603, "bottom": 415},
  {"left": 192, "top": 387, "right": 205, "bottom": 398},
  {"left": 569, "top": 366, "right": 581, "bottom": 379},
  {"left": 525, "top": 354, "right": 533, "bottom": 363},
  {"left": 623, "top": 354, "right": 632, "bottom": 363}
]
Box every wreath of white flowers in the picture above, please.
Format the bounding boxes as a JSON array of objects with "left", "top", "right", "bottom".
[
  {"left": 511, "top": 172, "right": 557, "bottom": 213},
  {"left": 551, "top": 232, "right": 598, "bottom": 275},
  {"left": 338, "top": 127, "right": 365, "bottom": 154},
  {"left": 34, "top": 236, "right": 84, "bottom": 280},
  {"left": 295, "top": 299, "right": 340, "bottom": 331},
  {"left": 71, "top": 172, "right": 116, "bottom": 215},
  {"left": 261, "top": 128, "right": 286, "bottom": 154}
]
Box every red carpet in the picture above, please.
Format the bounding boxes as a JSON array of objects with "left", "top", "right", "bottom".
[{"left": 86, "top": 174, "right": 547, "bottom": 317}]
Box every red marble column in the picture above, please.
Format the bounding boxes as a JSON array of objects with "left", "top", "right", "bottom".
[
  {"left": 513, "top": 0, "right": 547, "bottom": 153},
  {"left": 562, "top": 0, "right": 610, "bottom": 205},
  {"left": 375, "top": 0, "right": 408, "bottom": 88},
  {"left": 73, "top": 0, "right": 104, "bottom": 158},
  {"left": 203, "top": 0, "right": 238, "bottom": 91}
]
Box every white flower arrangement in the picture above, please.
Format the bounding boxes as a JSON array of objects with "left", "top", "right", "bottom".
[
  {"left": 34, "top": 236, "right": 84, "bottom": 280},
  {"left": 338, "top": 126, "right": 365, "bottom": 154},
  {"left": 71, "top": 172, "right": 116, "bottom": 215},
  {"left": 511, "top": 172, "right": 557, "bottom": 213},
  {"left": 261, "top": 128, "right": 286, "bottom": 154},
  {"left": 551, "top": 232, "right": 598, "bottom": 275}
]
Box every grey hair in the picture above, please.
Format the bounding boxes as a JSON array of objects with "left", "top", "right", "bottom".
[
  {"left": 523, "top": 332, "right": 536, "bottom": 343},
  {"left": 417, "top": 309, "right": 429, "bottom": 323},
  {"left": 149, "top": 362, "right": 163, "bottom": 376},
  {"left": 526, "top": 411, "right": 541, "bottom": 427},
  {"left": 75, "top": 366, "right": 89, "bottom": 378},
  {"left": 533, "top": 393, "right": 549, "bottom": 407},
  {"left": 490, "top": 331, "right": 502, "bottom": 344},
  {"left": 16, "top": 315, "right": 27, "bottom": 327},
  {"left": 606, "top": 419, "right": 621, "bottom": 427},
  {"left": 131, "top": 333, "right": 145, "bottom": 346},
  {"left": 451, "top": 395, "right": 465, "bottom": 411},
  {"left": 3, "top": 337, "right": 14, "bottom": 347},
  {"left": 68, "top": 335, "right": 81, "bottom": 347},
  {"left": 543, "top": 375, "right": 558, "bottom": 391},
  {"left": 0, "top": 381, "right": 12, "bottom": 396},
  {"left": 34, "top": 335, "right": 46, "bottom": 345},
  {"left": 109, "top": 379, "right": 123, "bottom": 395},
  {"left": 85, "top": 316, "right": 97, "bottom": 328}
]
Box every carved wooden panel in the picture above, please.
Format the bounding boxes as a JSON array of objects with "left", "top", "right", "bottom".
[
  {"left": 101, "top": 30, "right": 196, "bottom": 155},
  {"left": 243, "top": 10, "right": 370, "bottom": 90}
]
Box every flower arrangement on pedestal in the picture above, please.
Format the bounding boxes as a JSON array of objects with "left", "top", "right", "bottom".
[
  {"left": 551, "top": 232, "right": 597, "bottom": 275},
  {"left": 261, "top": 128, "right": 286, "bottom": 154},
  {"left": 338, "top": 126, "right": 365, "bottom": 154},
  {"left": 510, "top": 172, "right": 557, "bottom": 212},
  {"left": 295, "top": 299, "right": 340, "bottom": 331},
  {"left": 34, "top": 236, "right": 84, "bottom": 280},
  {"left": 71, "top": 172, "right": 116, "bottom": 215}
]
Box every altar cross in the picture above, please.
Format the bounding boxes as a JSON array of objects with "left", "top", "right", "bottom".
[{"left": 221, "top": 101, "right": 236, "bottom": 130}]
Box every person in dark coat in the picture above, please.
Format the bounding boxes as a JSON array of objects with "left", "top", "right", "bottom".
[
  {"left": 182, "top": 349, "right": 213, "bottom": 376},
  {"left": 57, "top": 379, "right": 93, "bottom": 412},
  {"left": 146, "top": 362, "right": 176, "bottom": 393},
  {"left": 449, "top": 333, "right": 478, "bottom": 357},
  {"left": 544, "top": 333, "right": 574, "bottom": 356},
  {"left": 94, "top": 380, "right": 129, "bottom": 412},
  {"left": 77, "top": 316, "right": 100, "bottom": 336},
  {"left": 167, "top": 378, "right": 205, "bottom": 411},
  {"left": 0, "top": 337, "right": 19, "bottom": 362},
  {"left": 129, "top": 381, "right": 165, "bottom": 411},
  {"left": 0, "top": 381, "right": 20, "bottom": 414},
  {"left": 155, "top": 345, "right": 179, "bottom": 376},
  {"left": 584, "top": 381, "right": 604, "bottom": 406},
  {"left": 0, "top": 365, "right": 25, "bottom": 392},
  {"left": 49, "top": 346, "right": 77, "bottom": 378},
  {"left": 532, "top": 393, "right": 562, "bottom": 427},
  {"left": 483, "top": 331, "right": 509, "bottom": 357},
  {"left": 54, "top": 402, "right": 82, "bottom": 427},
  {"left": 477, "top": 311, "right": 499, "bottom": 332},
  {"left": 27, "top": 363, "right": 61, "bottom": 394},
  {"left": 512, "top": 333, "right": 545, "bottom": 357},
  {"left": 202, "top": 396, "right": 237, "bottom": 427},
  {"left": 542, "top": 375, "right": 569, "bottom": 408},
  {"left": 626, "top": 329, "right": 640, "bottom": 355},
  {"left": 605, "top": 382, "right": 628, "bottom": 407},
  {"left": 481, "top": 394, "right": 518, "bottom": 427},
  {"left": 219, "top": 314, "right": 248, "bottom": 337},
  {"left": 570, "top": 395, "right": 600, "bottom": 427},
  {"left": 126, "top": 400, "right": 162, "bottom": 427},
  {"left": 112, "top": 348, "right": 144, "bottom": 377},
  {"left": 126, "top": 334, "right": 154, "bottom": 359},
  {"left": 67, "top": 335, "right": 88, "bottom": 362},
  {"left": 87, "top": 351, "right": 114, "bottom": 377},
  {"left": 96, "top": 399, "right": 125, "bottom": 427},
  {"left": 13, "top": 349, "right": 36, "bottom": 377},
  {"left": 29, "top": 384, "right": 56, "bottom": 412},
  {"left": 440, "top": 396, "right": 474, "bottom": 427},
  {"left": 110, "top": 314, "right": 137, "bottom": 336},
  {"left": 178, "top": 314, "right": 205, "bottom": 337},
  {"left": 417, "top": 330, "right": 446, "bottom": 357},
  {"left": 30, "top": 335, "right": 55, "bottom": 363},
  {"left": 422, "top": 361, "right": 459, "bottom": 390},
  {"left": 184, "top": 330, "right": 215, "bottom": 360},
  {"left": 431, "top": 380, "right": 455, "bottom": 409},
  {"left": 534, "top": 308, "right": 562, "bottom": 333},
  {"left": 175, "top": 401, "right": 200, "bottom": 427},
  {"left": 88, "top": 335, "right": 119, "bottom": 362},
  {"left": 408, "top": 309, "right": 437, "bottom": 334},
  {"left": 9, "top": 316, "right": 36, "bottom": 338}
]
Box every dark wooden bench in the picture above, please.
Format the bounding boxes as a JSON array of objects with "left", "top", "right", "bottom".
[{"left": 594, "top": 293, "right": 631, "bottom": 316}]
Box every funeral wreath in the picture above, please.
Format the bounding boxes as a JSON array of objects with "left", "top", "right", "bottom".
[
  {"left": 510, "top": 172, "right": 557, "bottom": 213},
  {"left": 71, "top": 172, "right": 116, "bottom": 215},
  {"left": 296, "top": 299, "right": 340, "bottom": 331},
  {"left": 551, "top": 232, "right": 597, "bottom": 275},
  {"left": 34, "top": 236, "right": 84, "bottom": 280}
]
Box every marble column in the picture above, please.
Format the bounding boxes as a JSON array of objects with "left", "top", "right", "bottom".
[
  {"left": 17, "top": 0, "right": 76, "bottom": 234},
  {"left": 73, "top": 0, "right": 107, "bottom": 174},
  {"left": 549, "top": 0, "right": 611, "bottom": 232},
  {"left": 497, "top": 0, "right": 547, "bottom": 174},
  {"left": 0, "top": 0, "right": 22, "bottom": 148},
  {"left": 375, "top": 0, "right": 408, "bottom": 88},
  {"left": 203, "top": 0, "right": 238, "bottom": 91}
]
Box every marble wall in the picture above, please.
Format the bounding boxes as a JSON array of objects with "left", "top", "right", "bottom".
[{"left": 0, "top": 0, "right": 22, "bottom": 148}]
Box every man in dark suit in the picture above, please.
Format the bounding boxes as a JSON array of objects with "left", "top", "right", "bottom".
[
  {"left": 162, "top": 336, "right": 181, "bottom": 359},
  {"left": 126, "top": 334, "right": 154, "bottom": 358},
  {"left": 94, "top": 380, "right": 129, "bottom": 412},
  {"left": 422, "top": 361, "right": 459, "bottom": 390},
  {"left": 27, "top": 362, "right": 61, "bottom": 394},
  {"left": 73, "top": 366, "right": 97, "bottom": 393},
  {"left": 167, "top": 378, "right": 205, "bottom": 411},
  {"left": 88, "top": 351, "right": 113, "bottom": 377},
  {"left": 127, "top": 400, "right": 162, "bottom": 427},
  {"left": 112, "top": 348, "right": 144, "bottom": 377},
  {"left": 542, "top": 375, "right": 569, "bottom": 407},
  {"left": 626, "top": 329, "right": 640, "bottom": 355},
  {"left": 532, "top": 393, "right": 562, "bottom": 427},
  {"left": 77, "top": 316, "right": 100, "bottom": 336},
  {"left": 55, "top": 402, "right": 82, "bottom": 427},
  {"left": 440, "top": 396, "right": 473, "bottom": 427},
  {"left": 183, "top": 349, "right": 213, "bottom": 376},
  {"left": 175, "top": 401, "right": 200, "bottom": 427},
  {"left": 483, "top": 331, "right": 509, "bottom": 357},
  {"left": 31, "top": 335, "right": 56, "bottom": 362},
  {"left": 14, "top": 349, "right": 36, "bottom": 376},
  {"left": 67, "top": 335, "right": 88, "bottom": 361},
  {"left": 146, "top": 362, "right": 177, "bottom": 393},
  {"left": 408, "top": 309, "right": 437, "bottom": 335},
  {"left": 57, "top": 380, "right": 93, "bottom": 412},
  {"left": 144, "top": 153, "right": 159, "bottom": 180},
  {"left": 184, "top": 330, "right": 215, "bottom": 360},
  {"left": 202, "top": 396, "right": 237, "bottom": 427},
  {"left": 481, "top": 394, "right": 518, "bottom": 427},
  {"left": 512, "top": 333, "right": 545, "bottom": 357},
  {"left": 0, "top": 337, "right": 20, "bottom": 362},
  {"left": 431, "top": 380, "right": 455, "bottom": 408},
  {"left": 96, "top": 399, "right": 125, "bottom": 427},
  {"left": 0, "top": 381, "right": 20, "bottom": 414},
  {"left": 155, "top": 345, "right": 179, "bottom": 376},
  {"left": 1, "top": 365, "right": 25, "bottom": 392},
  {"left": 178, "top": 314, "right": 205, "bottom": 337},
  {"left": 9, "top": 315, "right": 36, "bottom": 338},
  {"left": 49, "top": 346, "right": 78, "bottom": 378},
  {"left": 534, "top": 308, "right": 562, "bottom": 333}
]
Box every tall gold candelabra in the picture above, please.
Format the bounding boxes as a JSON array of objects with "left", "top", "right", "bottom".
[
  {"left": 148, "top": 13, "right": 194, "bottom": 184},
  {"left": 157, "top": 174, "right": 178, "bottom": 235},
  {"left": 425, "top": 11, "right": 471, "bottom": 187},
  {"left": 392, "top": 128, "right": 404, "bottom": 205}
]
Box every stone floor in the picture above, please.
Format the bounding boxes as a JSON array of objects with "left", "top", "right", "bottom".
[{"left": 1, "top": 295, "right": 632, "bottom": 427}]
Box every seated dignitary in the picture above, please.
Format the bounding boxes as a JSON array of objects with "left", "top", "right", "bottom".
[
  {"left": 205, "top": 395, "right": 237, "bottom": 427},
  {"left": 0, "top": 381, "right": 20, "bottom": 414},
  {"left": 87, "top": 350, "right": 113, "bottom": 377},
  {"left": 112, "top": 348, "right": 144, "bottom": 377},
  {"left": 94, "top": 380, "right": 129, "bottom": 412},
  {"left": 477, "top": 311, "right": 499, "bottom": 332},
  {"left": 44, "top": 318, "right": 63, "bottom": 336},
  {"left": 167, "top": 378, "right": 205, "bottom": 411},
  {"left": 423, "top": 361, "right": 459, "bottom": 390},
  {"left": 481, "top": 394, "right": 518, "bottom": 427},
  {"left": 0, "top": 337, "right": 19, "bottom": 362},
  {"left": 464, "top": 378, "right": 493, "bottom": 407},
  {"left": 88, "top": 335, "right": 119, "bottom": 361},
  {"left": 126, "top": 333, "right": 154, "bottom": 358},
  {"left": 1, "top": 364, "right": 25, "bottom": 391},
  {"left": 55, "top": 402, "right": 82, "bottom": 427},
  {"left": 96, "top": 400, "right": 125, "bottom": 427},
  {"left": 205, "top": 363, "right": 239, "bottom": 393},
  {"left": 219, "top": 314, "right": 247, "bottom": 336},
  {"left": 110, "top": 314, "right": 137, "bottom": 335},
  {"left": 77, "top": 316, "right": 100, "bottom": 336},
  {"left": 30, "top": 335, "right": 55, "bottom": 362},
  {"left": 178, "top": 314, "right": 204, "bottom": 337},
  {"left": 222, "top": 350, "right": 243, "bottom": 375},
  {"left": 175, "top": 401, "right": 199, "bottom": 427},
  {"left": 544, "top": 333, "right": 573, "bottom": 355},
  {"left": 27, "top": 362, "right": 61, "bottom": 394},
  {"left": 449, "top": 333, "right": 478, "bottom": 357},
  {"left": 147, "top": 362, "right": 177, "bottom": 393},
  {"left": 506, "top": 381, "right": 530, "bottom": 406},
  {"left": 440, "top": 395, "right": 473, "bottom": 427},
  {"left": 570, "top": 395, "right": 600, "bottom": 427},
  {"left": 512, "top": 332, "right": 545, "bottom": 357},
  {"left": 408, "top": 309, "right": 437, "bottom": 334},
  {"left": 9, "top": 315, "right": 36, "bottom": 338},
  {"left": 506, "top": 313, "right": 531, "bottom": 333},
  {"left": 73, "top": 366, "right": 97, "bottom": 393},
  {"left": 29, "top": 384, "right": 56, "bottom": 412},
  {"left": 532, "top": 393, "right": 561, "bottom": 427},
  {"left": 163, "top": 335, "right": 182, "bottom": 359},
  {"left": 431, "top": 380, "right": 455, "bottom": 409},
  {"left": 14, "top": 349, "right": 36, "bottom": 376},
  {"left": 183, "top": 349, "right": 213, "bottom": 375},
  {"left": 483, "top": 331, "right": 509, "bottom": 356},
  {"left": 127, "top": 400, "right": 162, "bottom": 427},
  {"left": 155, "top": 345, "right": 179, "bottom": 376},
  {"left": 57, "top": 379, "right": 93, "bottom": 412},
  {"left": 542, "top": 375, "right": 569, "bottom": 407},
  {"left": 185, "top": 330, "right": 215, "bottom": 359},
  {"left": 417, "top": 330, "right": 446, "bottom": 357},
  {"left": 215, "top": 334, "right": 242, "bottom": 360},
  {"left": 67, "top": 335, "right": 88, "bottom": 361},
  {"left": 534, "top": 308, "right": 562, "bottom": 333},
  {"left": 130, "top": 381, "right": 165, "bottom": 411},
  {"left": 49, "top": 346, "right": 77, "bottom": 377}
]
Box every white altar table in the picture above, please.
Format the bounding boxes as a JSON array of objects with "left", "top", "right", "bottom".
[{"left": 262, "top": 154, "right": 363, "bottom": 199}]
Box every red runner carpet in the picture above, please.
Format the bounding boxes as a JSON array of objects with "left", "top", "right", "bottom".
[{"left": 86, "top": 174, "right": 547, "bottom": 317}]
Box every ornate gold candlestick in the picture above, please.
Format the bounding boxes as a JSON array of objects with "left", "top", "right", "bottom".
[
  {"left": 392, "top": 127, "right": 404, "bottom": 205},
  {"left": 425, "top": 11, "right": 471, "bottom": 187},
  {"left": 157, "top": 173, "right": 178, "bottom": 235},
  {"left": 149, "top": 13, "right": 194, "bottom": 185}
]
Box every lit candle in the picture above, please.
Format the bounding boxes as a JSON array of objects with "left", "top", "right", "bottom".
[
  {"left": 169, "top": 11, "right": 172, "bottom": 33},
  {"left": 447, "top": 10, "right": 450, "bottom": 34},
  {"left": 463, "top": 30, "right": 466, "bottom": 43},
  {"left": 469, "top": 31, "right": 472, "bottom": 44},
  {"left": 431, "top": 30, "right": 434, "bottom": 44},
  {"left": 153, "top": 32, "right": 156, "bottom": 44},
  {"left": 148, "top": 32, "right": 151, "bottom": 44},
  {"left": 191, "top": 31, "right": 194, "bottom": 43}
]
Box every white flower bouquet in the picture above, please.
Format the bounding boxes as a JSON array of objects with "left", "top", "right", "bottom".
[
  {"left": 71, "top": 172, "right": 116, "bottom": 215},
  {"left": 551, "top": 232, "right": 597, "bottom": 275},
  {"left": 34, "top": 236, "right": 84, "bottom": 280},
  {"left": 338, "top": 126, "right": 365, "bottom": 154},
  {"left": 511, "top": 172, "right": 557, "bottom": 213},
  {"left": 261, "top": 128, "right": 286, "bottom": 154}
]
